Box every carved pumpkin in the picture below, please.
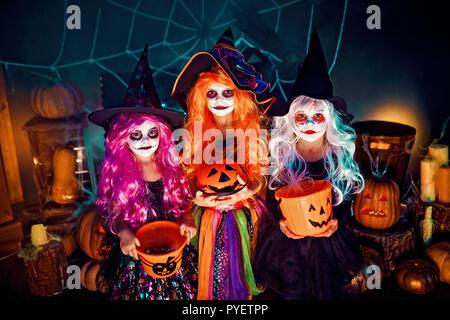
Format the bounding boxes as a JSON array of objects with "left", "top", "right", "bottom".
[
  {"left": 353, "top": 176, "right": 400, "bottom": 230},
  {"left": 275, "top": 180, "right": 333, "bottom": 237},
  {"left": 76, "top": 206, "right": 105, "bottom": 260},
  {"left": 136, "top": 221, "right": 187, "bottom": 278},
  {"left": 31, "top": 81, "right": 83, "bottom": 119},
  {"left": 80, "top": 260, "right": 110, "bottom": 293},
  {"left": 195, "top": 162, "right": 248, "bottom": 196},
  {"left": 51, "top": 147, "right": 79, "bottom": 204},
  {"left": 425, "top": 241, "right": 450, "bottom": 284},
  {"left": 394, "top": 259, "right": 439, "bottom": 295}
]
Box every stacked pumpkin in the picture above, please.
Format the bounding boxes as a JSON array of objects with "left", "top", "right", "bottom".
[
  {"left": 351, "top": 175, "right": 407, "bottom": 291},
  {"left": 353, "top": 178, "right": 448, "bottom": 295},
  {"left": 76, "top": 205, "right": 105, "bottom": 260},
  {"left": 76, "top": 205, "right": 110, "bottom": 293},
  {"left": 353, "top": 176, "right": 401, "bottom": 230},
  {"left": 31, "top": 81, "right": 83, "bottom": 119},
  {"left": 80, "top": 260, "right": 110, "bottom": 294}
]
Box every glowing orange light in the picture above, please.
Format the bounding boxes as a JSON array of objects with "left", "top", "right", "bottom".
[
  {"left": 369, "top": 142, "right": 391, "bottom": 150},
  {"left": 365, "top": 100, "right": 429, "bottom": 147}
]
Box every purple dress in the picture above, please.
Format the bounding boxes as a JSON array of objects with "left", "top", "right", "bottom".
[{"left": 98, "top": 179, "right": 198, "bottom": 300}]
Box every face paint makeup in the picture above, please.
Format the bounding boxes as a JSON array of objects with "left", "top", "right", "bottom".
[
  {"left": 127, "top": 120, "right": 160, "bottom": 158},
  {"left": 292, "top": 101, "right": 328, "bottom": 142},
  {"left": 206, "top": 83, "right": 235, "bottom": 117}
]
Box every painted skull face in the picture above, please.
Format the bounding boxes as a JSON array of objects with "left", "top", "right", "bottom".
[
  {"left": 206, "top": 83, "right": 235, "bottom": 117},
  {"left": 292, "top": 100, "right": 328, "bottom": 142},
  {"left": 127, "top": 120, "right": 159, "bottom": 158}
]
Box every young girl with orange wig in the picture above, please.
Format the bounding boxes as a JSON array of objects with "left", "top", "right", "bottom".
[{"left": 172, "top": 28, "right": 282, "bottom": 300}]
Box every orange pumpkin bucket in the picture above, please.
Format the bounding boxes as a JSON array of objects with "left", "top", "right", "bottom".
[
  {"left": 135, "top": 221, "right": 187, "bottom": 278},
  {"left": 275, "top": 180, "right": 333, "bottom": 237}
]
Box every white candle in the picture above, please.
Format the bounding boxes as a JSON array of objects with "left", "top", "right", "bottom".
[
  {"left": 429, "top": 144, "right": 448, "bottom": 166},
  {"left": 421, "top": 157, "right": 438, "bottom": 202},
  {"left": 31, "top": 224, "right": 49, "bottom": 246}
]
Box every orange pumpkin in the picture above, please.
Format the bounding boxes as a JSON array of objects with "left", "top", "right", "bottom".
[
  {"left": 353, "top": 176, "right": 400, "bottom": 230},
  {"left": 394, "top": 259, "right": 439, "bottom": 295},
  {"left": 425, "top": 241, "right": 450, "bottom": 284},
  {"left": 31, "top": 81, "right": 83, "bottom": 119},
  {"left": 275, "top": 180, "right": 333, "bottom": 237},
  {"left": 62, "top": 232, "right": 78, "bottom": 256},
  {"left": 51, "top": 147, "right": 79, "bottom": 204},
  {"left": 80, "top": 260, "right": 110, "bottom": 293},
  {"left": 195, "top": 162, "right": 248, "bottom": 196},
  {"left": 76, "top": 206, "right": 105, "bottom": 260}
]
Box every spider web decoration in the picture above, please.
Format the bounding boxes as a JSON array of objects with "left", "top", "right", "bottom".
[
  {"left": 0, "top": 0, "right": 349, "bottom": 111},
  {"left": 0, "top": 0, "right": 350, "bottom": 196}
]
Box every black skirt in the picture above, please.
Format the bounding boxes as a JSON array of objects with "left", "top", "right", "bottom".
[{"left": 253, "top": 191, "right": 364, "bottom": 300}]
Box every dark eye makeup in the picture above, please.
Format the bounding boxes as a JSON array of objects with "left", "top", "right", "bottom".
[
  {"left": 313, "top": 113, "right": 325, "bottom": 122},
  {"left": 222, "top": 89, "right": 234, "bottom": 98},
  {"left": 207, "top": 89, "right": 234, "bottom": 99},
  {"left": 148, "top": 128, "right": 159, "bottom": 139},
  {"left": 130, "top": 127, "right": 158, "bottom": 140},
  {"left": 295, "top": 113, "right": 307, "bottom": 123},
  {"left": 207, "top": 90, "right": 217, "bottom": 99},
  {"left": 130, "top": 131, "right": 143, "bottom": 140}
]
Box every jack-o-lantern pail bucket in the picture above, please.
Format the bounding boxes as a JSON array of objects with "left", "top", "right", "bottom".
[
  {"left": 275, "top": 180, "right": 333, "bottom": 237},
  {"left": 135, "top": 221, "right": 187, "bottom": 278}
]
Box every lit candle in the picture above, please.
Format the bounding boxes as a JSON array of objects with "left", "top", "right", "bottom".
[
  {"left": 429, "top": 144, "right": 448, "bottom": 166},
  {"left": 420, "top": 157, "right": 438, "bottom": 202},
  {"left": 437, "top": 166, "right": 450, "bottom": 204},
  {"left": 31, "top": 224, "right": 49, "bottom": 247}
]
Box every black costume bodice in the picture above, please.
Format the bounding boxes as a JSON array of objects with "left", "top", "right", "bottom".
[{"left": 145, "top": 179, "right": 173, "bottom": 222}]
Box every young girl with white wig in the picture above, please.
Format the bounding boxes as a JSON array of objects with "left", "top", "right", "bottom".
[{"left": 254, "top": 30, "right": 365, "bottom": 300}]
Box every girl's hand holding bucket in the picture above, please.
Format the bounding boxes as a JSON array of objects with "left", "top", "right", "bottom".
[
  {"left": 118, "top": 228, "right": 141, "bottom": 260},
  {"left": 180, "top": 210, "right": 197, "bottom": 242}
]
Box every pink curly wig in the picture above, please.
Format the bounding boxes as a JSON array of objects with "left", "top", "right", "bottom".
[{"left": 96, "top": 112, "right": 190, "bottom": 233}]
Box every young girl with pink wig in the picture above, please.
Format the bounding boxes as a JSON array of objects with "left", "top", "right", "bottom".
[{"left": 88, "top": 45, "right": 197, "bottom": 300}]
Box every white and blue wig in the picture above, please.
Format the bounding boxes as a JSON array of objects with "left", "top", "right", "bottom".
[{"left": 269, "top": 95, "right": 364, "bottom": 205}]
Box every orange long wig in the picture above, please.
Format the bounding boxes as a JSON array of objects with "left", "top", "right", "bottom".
[{"left": 183, "top": 66, "right": 268, "bottom": 193}]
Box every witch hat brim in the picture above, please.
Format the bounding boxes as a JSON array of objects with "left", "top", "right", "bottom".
[
  {"left": 280, "top": 29, "right": 352, "bottom": 122},
  {"left": 88, "top": 44, "right": 185, "bottom": 129},
  {"left": 171, "top": 28, "right": 282, "bottom": 115},
  {"left": 88, "top": 106, "right": 185, "bottom": 129}
]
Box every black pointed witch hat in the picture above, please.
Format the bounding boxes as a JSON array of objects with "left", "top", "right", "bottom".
[
  {"left": 281, "top": 29, "right": 352, "bottom": 122},
  {"left": 89, "top": 44, "right": 185, "bottom": 129},
  {"left": 171, "top": 27, "right": 283, "bottom": 116}
]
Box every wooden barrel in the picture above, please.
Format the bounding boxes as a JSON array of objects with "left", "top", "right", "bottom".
[
  {"left": 20, "top": 240, "right": 68, "bottom": 296},
  {"left": 352, "top": 121, "right": 416, "bottom": 190},
  {"left": 351, "top": 216, "right": 415, "bottom": 274}
]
